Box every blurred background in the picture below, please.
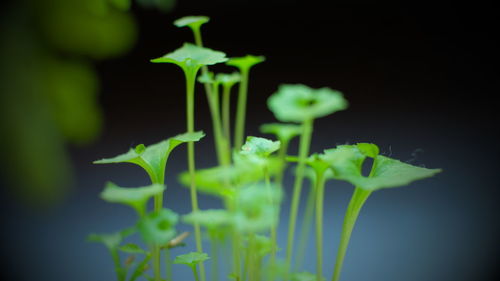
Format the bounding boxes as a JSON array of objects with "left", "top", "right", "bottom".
[{"left": 0, "top": 0, "right": 498, "bottom": 280}]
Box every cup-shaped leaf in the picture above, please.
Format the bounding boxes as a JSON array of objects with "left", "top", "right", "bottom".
[
  {"left": 100, "top": 182, "right": 165, "bottom": 216},
  {"left": 138, "top": 209, "right": 179, "bottom": 246},
  {"left": 226, "top": 55, "right": 265, "bottom": 71},
  {"left": 151, "top": 43, "right": 228, "bottom": 72},
  {"left": 182, "top": 209, "right": 232, "bottom": 229},
  {"left": 216, "top": 72, "right": 241, "bottom": 87},
  {"left": 323, "top": 144, "right": 442, "bottom": 191},
  {"left": 260, "top": 123, "right": 303, "bottom": 143},
  {"left": 174, "top": 252, "right": 210, "bottom": 267},
  {"left": 241, "top": 136, "right": 280, "bottom": 157},
  {"left": 267, "top": 84, "right": 348, "bottom": 123},
  {"left": 173, "top": 16, "right": 210, "bottom": 30},
  {"left": 94, "top": 131, "right": 205, "bottom": 183}
]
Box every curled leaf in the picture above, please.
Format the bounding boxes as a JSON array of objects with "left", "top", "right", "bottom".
[
  {"left": 323, "top": 144, "right": 441, "bottom": 191},
  {"left": 94, "top": 131, "right": 205, "bottom": 183},
  {"left": 267, "top": 84, "right": 348, "bottom": 123},
  {"left": 240, "top": 136, "right": 280, "bottom": 157}
]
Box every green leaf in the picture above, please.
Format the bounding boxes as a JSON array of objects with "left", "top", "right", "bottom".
[
  {"left": 197, "top": 71, "right": 216, "bottom": 84},
  {"left": 119, "top": 243, "right": 147, "bottom": 254},
  {"left": 100, "top": 182, "right": 165, "bottom": 215},
  {"left": 150, "top": 43, "right": 227, "bottom": 69},
  {"left": 87, "top": 227, "right": 135, "bottom": 250},
  {"left": 174, "top": 252, "right": 210, "bottom": 266},
  {"left": 138, "top": 209, "right": 178, "bottom": 246},
  {"left": 216, "top": 72, "right": 241, "bottom": 87},
  {"left": 267, "top": 84, "right": 348, "bottom": 123},
  {"left": 356, "top": 143, "right": 380, "bottom": 158},
  {"left": 260, "top": 123, "right": 303, "bottom": 143},
  {"left": 178, "top": 155, "right": 282, "bottom": 198},
  {"left": 182, "top": 209, "right": 232, "bottom": 229},
  {"left": 226, "top": 55, "right": 265, "bottom": 71},
  {"left": 240, "top": 136, "right": 280, "bottom": 157},
  {"left": 323, "top": 144, "right": 441, "bottom": 191},
  {"left": 94, "top": 131, "right": 205, "bottom": 183},
  {"left": 173, "top": 16, "right": 210, "bottom": 30}
]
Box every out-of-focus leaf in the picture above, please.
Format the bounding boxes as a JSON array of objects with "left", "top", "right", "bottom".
[
  {"left": 138, "top": 209, "right": 179, "bottom": 246},
  {"left": 174, "top": 252, "right": 210, "bottom": 267},
  {"left": 151, "top": 43, "right": 227, "bottom": 69},
  {"left": 173, "top": 16, "right": 210, "bottom": 30},
  {"left": 260, "top": 123, "right": 302, "bottom": 143},
  {"left": 87, "top": 227, "right": 135, "bottom": 250},
  {"left": 182, "top": 209, "right": 232, "bottom": 229},
  {"left": 100, "top": 182, "right": 165, "bottom": 215},
  {"left": 267, "top": 84, "right": 348, "bottom": 123},
  {"left": 241, "top": 136, "right": 280, "bottom": 157},
  {"left": 118, "top": 243, "right": 147, "bottom": 254}
]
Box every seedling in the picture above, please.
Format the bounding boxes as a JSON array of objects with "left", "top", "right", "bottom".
[{"left": 89, "top": 15, "right": 441, "bottom": 281}]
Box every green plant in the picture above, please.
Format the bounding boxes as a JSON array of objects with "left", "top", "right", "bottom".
[{"left": 89, "top": 15, "right": 441, "bottom": 281}]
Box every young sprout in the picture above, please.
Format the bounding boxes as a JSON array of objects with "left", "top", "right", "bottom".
[
  {"left": 216, "top": 72, "right": 241, "bottom": 150},
  {"left": 100, "top": 182, "right": 165, "bottom": 217},
  {"left": 226, "top": 55, "right": 266, "bottom": 150},
  {"left": 87, "top": 227, "right": 136, "bottom": 281},
  {"left": 174, "top": 16, "right": 210, "bottom": 47},
  {"left": 321, "top": 143, "right": 441, "bottom": 281},
  {"left": 260, "top": 123, "right": 303, "bottom": 185},
  {"left": 151, "top": 43, "right": 227, "bottom": 276},
  {"left": 174, "top": 252, "right": 210, "bottom": 281},
  {"left": 267, "top": 84, "right": 348, "bottom": 268},
  {"left": 94, "top": 131, "right": 205, "bottom": 210}
]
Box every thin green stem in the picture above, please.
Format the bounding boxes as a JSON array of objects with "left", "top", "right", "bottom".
[
  {"left": 110, "top": 249, "right": 125, "bottom": 281},
  {"left": 331, "top": 188, "right": 371, "bottom": 281},
  {"left": 232, "top": 229, "right": 242, "bottom": 279},
  {"left": 264, "top": 165, "right": 277, "bottom": 263},
  {"left": 192, "top": 265, "right": 201, "bottom": 281},
  {"left": 185, "top": 69, "right": 206, "bottom": 281},
  {"left": 234, "top": 69, "right": 249, "bottom": 150},
  {"left": 285, "top": 118, "right": 314, "bottom": 269},
  {"left": 315, "top": 172, "right": 326, "bottom": 281},
  {"left": 275, "top": 140, "right": 289, "bottom": 187},
  {"left": 295, "top": 179, "right": 316, "bottom": 269},
  {"left": 152, "top": 247, "right": 161, "bottom": 281},
  {"left": 210, "top": 235, "right": 219, "bottom": 281},
  {"left": 206, "top": 83, "right": 230, "bottom": 166},
  {"left": 165, "top": 249, "right": 172, "bottom": 281},
  {"left": 222, "top": 85, "right": 232, "bottom": 150}
]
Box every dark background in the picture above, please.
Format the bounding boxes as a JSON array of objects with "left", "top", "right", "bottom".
[{"left": 1, "top": 0, "right": 499, "bottom": 280}]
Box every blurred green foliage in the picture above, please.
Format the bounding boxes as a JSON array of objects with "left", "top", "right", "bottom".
[{"left": 0, "top": 0, "right": 175, "bottom": 207}]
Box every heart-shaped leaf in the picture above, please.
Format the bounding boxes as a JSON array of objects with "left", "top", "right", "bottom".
[{"left": 267, "top": 84, "right": 348, "bottom": 123}]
